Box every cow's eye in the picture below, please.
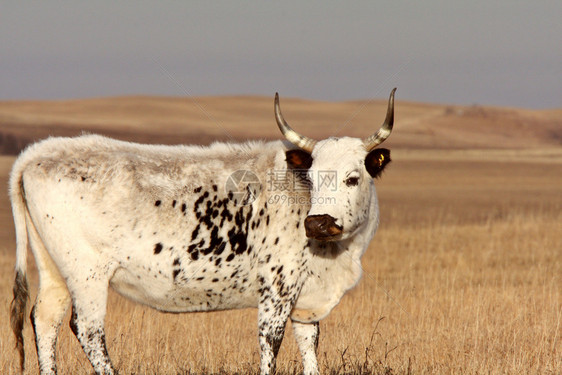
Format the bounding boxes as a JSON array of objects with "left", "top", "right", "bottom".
[{"left": 345, "top": 176, "right": 359, "bottom": 187}]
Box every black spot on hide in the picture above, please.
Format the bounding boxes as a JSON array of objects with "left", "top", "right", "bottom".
[
  {"left": 191, "top": 224, "right": 200, "bottom": 241},
  {"left": 154, "top": 243, "right": 163, "bottom": 254},
  {"left": 184, "top": 185, "right": 258, "bottom": 264}
]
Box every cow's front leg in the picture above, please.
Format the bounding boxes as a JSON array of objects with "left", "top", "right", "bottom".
[
  {"left": 292, "top": 320, "right": 319, "bottom": 375},
  {"left": 257, "top": 275, "right": 298, "bottom": 375}
]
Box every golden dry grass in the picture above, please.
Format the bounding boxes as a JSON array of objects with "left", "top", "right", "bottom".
[{"left": 0, "top": 148, "right": 560, "bottom": 374}]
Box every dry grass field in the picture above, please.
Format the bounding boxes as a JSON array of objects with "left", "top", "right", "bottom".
[{"left": 0, "top": 96, "right": 560, "bottom": 374}]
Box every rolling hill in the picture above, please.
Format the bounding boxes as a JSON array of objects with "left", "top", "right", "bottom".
[{"left": 1, "top": 95, "right": 560, "bottom": 154}]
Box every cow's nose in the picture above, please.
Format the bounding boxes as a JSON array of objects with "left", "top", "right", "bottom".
[{"left": 304, "top": 214, "right": 343, "bottom": 240}]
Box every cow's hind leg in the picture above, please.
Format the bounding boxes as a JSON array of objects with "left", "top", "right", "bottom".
[
  {"left": 28, "top": 224, "right": 71, "bottom": 374},
  {"left": 66, "top": 268, "right": 116, "bottom": 375},
  {"left": 31, "top": 276, "right": 71, "bottom": 374},
  {"left": 292, "top": 321, "right": 319, "bottom": 375}
]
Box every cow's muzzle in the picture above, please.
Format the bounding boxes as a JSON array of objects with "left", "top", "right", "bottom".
[{"left": 304, "top": 214, "right": 343, "bottom": 241}]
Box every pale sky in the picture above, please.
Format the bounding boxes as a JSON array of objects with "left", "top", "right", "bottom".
[{"left": 1, "top": 1, "right": 561, "bottom": 108}]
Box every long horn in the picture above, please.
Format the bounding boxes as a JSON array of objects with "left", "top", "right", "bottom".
[
  {"left": 363, "top": 88, "right": 396, "bottom": 151},
  {"left": 275, "top": 93, "right": 317, "bottom": 153}
]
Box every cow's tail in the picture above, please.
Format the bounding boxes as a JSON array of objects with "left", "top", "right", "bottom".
[{"left": 9, "top": 156, "right": 30, "bottom": 372}]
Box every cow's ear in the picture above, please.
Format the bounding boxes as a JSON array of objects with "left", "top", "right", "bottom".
[
  {"left": 286, "top": 149, "right": 313, "bottom": 170},
  {"left": 365, "top": 148, "right": 391, "bottom": 178}
]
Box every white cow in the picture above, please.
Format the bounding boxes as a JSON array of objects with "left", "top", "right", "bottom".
[{"left": 10, "top": 89, "right": 396, "bottom": 375}]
